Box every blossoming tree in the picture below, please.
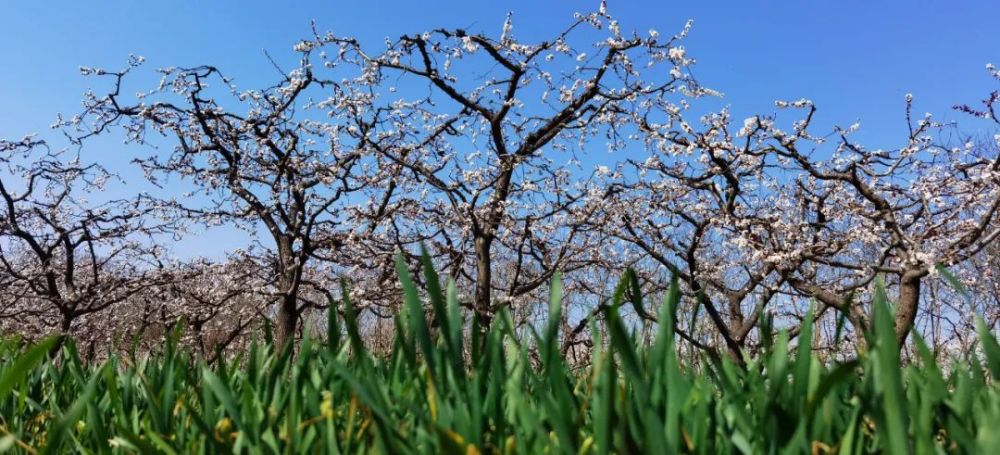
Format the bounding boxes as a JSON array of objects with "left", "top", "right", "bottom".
[
  {"left": 294, "top": 2, "right": 712, "bottom": 330},
  {"left": 0, "top": 136, "right": 169, "bottom": 338},
  {"left": 71, "top": 51, "right": 402, "bottom": 347}
]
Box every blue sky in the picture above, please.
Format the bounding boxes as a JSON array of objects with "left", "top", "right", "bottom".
[{"left": 2, "top": 1, "right": 998, "bottom": 257}]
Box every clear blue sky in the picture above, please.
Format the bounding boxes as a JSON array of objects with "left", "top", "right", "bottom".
[{"left": 2, "top": 1, "right": 997, "bottom": 257}]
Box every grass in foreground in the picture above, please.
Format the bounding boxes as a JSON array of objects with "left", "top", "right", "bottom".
[{"left": 1, "top": 255, "right": 999, "bottom": 454}]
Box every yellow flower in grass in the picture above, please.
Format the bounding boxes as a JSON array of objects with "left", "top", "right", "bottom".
[
  {"left": 504, "top": 436, "right": 516, "bottom": 454},
  {"left": 215, "top": 417, "right": 232, "bottom": 433},
  {"left": 214, "top": 417, "right": 233, "bottom": 443},
  {"left": 320, "top": 391, "right": 335, "bottom": 419}
]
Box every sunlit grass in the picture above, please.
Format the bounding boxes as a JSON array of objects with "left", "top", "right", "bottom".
[{"left": 1, "top": 252, "right": 998, "bottom": 453}]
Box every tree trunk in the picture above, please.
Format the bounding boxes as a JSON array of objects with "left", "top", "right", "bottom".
[
  {"left": 275, "top": 291, "right": 298, "bottom": 349},
  {"left": 274, "top": 235, "right": 301, "bottom": 349},
  {"left": 46, "top": 310, "right": 74, "bottom": 357},
  {"left": 894, "top": 269, "right": 924, "bottom": 348},
  {"left": 60, "top": 312, "right": 73, "bottom": 333},
  {"left": 473, "top": 236, "right": 493, "bottom": 329}
]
